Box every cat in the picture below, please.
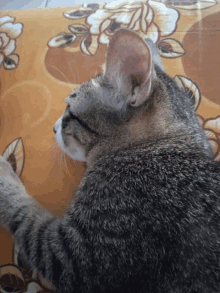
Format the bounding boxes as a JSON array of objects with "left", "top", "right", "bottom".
[{"left": 0, "top": 28, "right": 220, "bottom": 293}]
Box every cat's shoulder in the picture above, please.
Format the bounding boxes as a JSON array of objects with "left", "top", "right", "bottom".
[{"left": 88, "top": 143, "right": 220, "bottom": 190}]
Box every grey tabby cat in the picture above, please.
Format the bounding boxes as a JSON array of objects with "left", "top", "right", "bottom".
[{"left": 1, "top": 28, "right": 220, "bottom": 293}]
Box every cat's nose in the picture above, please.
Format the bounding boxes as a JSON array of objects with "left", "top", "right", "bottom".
[{"left": 53, "top": 126, "right": 57, "bottom": 134}]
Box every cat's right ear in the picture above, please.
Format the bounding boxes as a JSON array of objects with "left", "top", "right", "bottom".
[
  {"left": 145, "top": 38, "right": 166, "bottom": 72},
  {"left": 104, "top": 29, "right": 155, "bottom": 108}
]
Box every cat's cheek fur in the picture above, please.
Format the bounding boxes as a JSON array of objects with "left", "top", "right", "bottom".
[
  {"left": 65, "top": 136, "right": 86, "bottom": 162},
  {"left": 55, "top": 120, "right": 86, "bottom": 162}
]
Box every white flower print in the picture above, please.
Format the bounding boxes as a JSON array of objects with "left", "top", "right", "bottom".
[
  {"left": 49, "top": 0, "right": 179, "bottom": 56},
  {"left": 0, "top": 15, "right": 23, "bottom": 70},
  {"left": 86, "top": 0, "right": 179, "bottom": 46}
]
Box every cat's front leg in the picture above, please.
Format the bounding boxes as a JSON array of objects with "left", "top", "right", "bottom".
[
  {"left": 0, "top": 156, "right": 54, "bottom": 274},
  {"left": 0, "top": 156, "right": 53, "bottom": 229},
  {"left": 0, "top": 156, "right": 84, "bottom": 293}
]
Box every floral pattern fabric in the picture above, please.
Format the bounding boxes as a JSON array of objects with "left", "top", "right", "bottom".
[
  {"left": 0, "top": 16, "right": 23, "bottom": 69},
  {"left": 1, "top": 0, "right": 220, "bottom": 292}
]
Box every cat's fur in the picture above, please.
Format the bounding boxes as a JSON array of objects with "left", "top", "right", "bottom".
[{"left": 0, "top": 28, "right": 220, "bottom": 293}]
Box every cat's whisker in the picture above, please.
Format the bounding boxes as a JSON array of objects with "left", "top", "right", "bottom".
[
  {"left": 15, "top": 156, "right": 25, "bottom": 162},
  {"left": 45, "top": 63, "right": 74, "bottom": 92},
  {"left": 46, "top": 145, "right": 55, "bottom": 157},
  {"left": 56, "top": 149, "right": 66, "bottom": 176},
  {"left": 63, "top": 153, "right": 71, "bottom": 177},
  {"left": 60, "top": 151, "right": 66, "bottom": 173},
  {"left": 72, "top": 60, "right": 80, "bottom": 85},
  {"left": 14, "top": 149, "right": 23, "bottom": 157},
  {"left": 49, "top": 142, "right": 59, "bottom": 153},
  {"left": 7, "top": 269, "right": 14, "bottom": 287},
  {"left": 60, "top": 152, "right": 63, "bottom": 176},
  {"left": 46, "top": 140, "right": 65, "bottom": 179},
  {"left": 46, "top": 140, "right": 59, "bottom": 158}
]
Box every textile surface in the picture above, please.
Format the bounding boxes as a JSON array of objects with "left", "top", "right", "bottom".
[{"left": 0, "top": 0, "right": 220, "bottom": 291}]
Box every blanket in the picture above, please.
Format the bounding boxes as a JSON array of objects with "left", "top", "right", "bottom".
[{"left": 0, "top": 0, "right": 220, "bottom": 291}]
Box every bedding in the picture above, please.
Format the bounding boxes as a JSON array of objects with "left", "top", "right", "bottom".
[{"left": 0, "top": 0, "right": 220, "bottom": 291}]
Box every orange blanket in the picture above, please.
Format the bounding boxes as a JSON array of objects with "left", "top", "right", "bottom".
[{"left": 0, "top": 0, "right": 220, "bottom": 291}]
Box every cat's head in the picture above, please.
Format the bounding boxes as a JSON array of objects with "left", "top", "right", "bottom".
[{"left": 53, "top": 29, "right": 213, "bottom": 163}]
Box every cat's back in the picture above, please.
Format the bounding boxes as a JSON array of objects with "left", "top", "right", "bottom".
[
  {"left": 86, "top": 138, "right": 220, "bottom": 200},
  {"left": 68, "top": 140, "right": 220, "bottom": 293}
]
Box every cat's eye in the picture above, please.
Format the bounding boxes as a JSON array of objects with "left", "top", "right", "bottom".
[
  {"left": 68, "top": 109, "right": 83, "bottom": 125},
  {"left": 70, "top": 93, "right": 76, "bottom": 98},
  {"left": 69, "top": 112, "right": 78, "bottom": 120},
  {"left": 65, "top": 103, "right": 99, "bottom": 135},
  {"left": 62, "top": 108, "right": 78, "bottom": 129}
]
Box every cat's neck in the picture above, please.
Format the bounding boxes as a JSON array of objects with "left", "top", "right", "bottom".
[{"left": 86, "top": 129, "right": 213, "bottom": 167}]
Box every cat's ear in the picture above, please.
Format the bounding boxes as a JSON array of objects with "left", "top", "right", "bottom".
[
  {"left": 145, "top": 38, "right": 166, "bottom": 72},
  {"left": 104, "top": 29, "right": 155, "bottom": 108}
]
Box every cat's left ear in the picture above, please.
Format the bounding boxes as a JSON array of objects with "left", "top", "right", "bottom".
[{"left": 104, "top": 29, "right": 155, "bottom": 108}]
